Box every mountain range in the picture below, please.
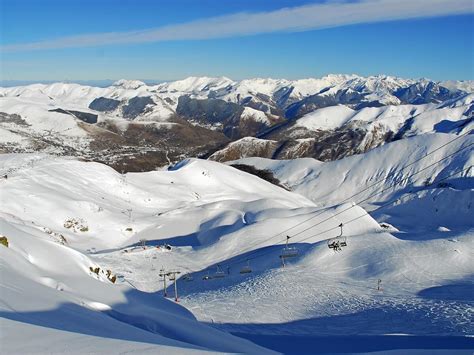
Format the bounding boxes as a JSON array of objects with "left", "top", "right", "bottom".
[
  {"left": 1, "top": 74, "right": 473, "bottom": 353},
  {"left": 1, "top": 75, "right": 473, "bottom": 171}
]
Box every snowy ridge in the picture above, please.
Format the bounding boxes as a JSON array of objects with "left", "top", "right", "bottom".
[
  {"left": 113, "top": 79, "right": 147, "bottom": 89},
  {"left": 1, "top": 134, "right": 473, "bottom": 352},
  {"left": 1, "top": 74, "right": 472, "bottom": 170},
  {"left": 233, "top": 133, "right": 474, "bottom": 220},
  {"left": 1, "top": 73, "right": 471, "bottom": 119},
  {"left": 294, "top": 95, "right": 474, "bottom": 133},
  {"left": 0, "top": 212, "right": 272, "bottom": 354},
  {"left": 241, "top": 106, "right": 273, "bottom": 124},
  {"left": 157, "top": 76, "right": 235, "bottom": 94}
]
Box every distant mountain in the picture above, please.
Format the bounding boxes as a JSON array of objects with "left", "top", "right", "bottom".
[
  {"left": 210, "top": 94, "right": 473, "bottom": 162},
  {"left": 1, "top": 75, "right": 472, "bottom": 171}
]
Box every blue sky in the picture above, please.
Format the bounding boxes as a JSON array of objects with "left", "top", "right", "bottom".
[{"left": 1, "top": 0, "right": 473, "bottom": 82}]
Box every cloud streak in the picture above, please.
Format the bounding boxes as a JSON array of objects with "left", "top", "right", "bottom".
[{"left": 2, "top": 0, "right": 473, "bottom": 52}]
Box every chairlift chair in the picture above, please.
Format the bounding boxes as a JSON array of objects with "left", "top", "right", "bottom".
[
  {"left": 327, "top": 223, "right": 347, "bottom": 251},
  {"left": 183, "top": 273, "right": 194, "bottom": 281},
  {"left": 280, "top": 235, "right": 299, "bottom": 259},
  {"left": 240, "top": 260, "right": 252, "bottom": 274},
  {"left": 213, "top": 264, "right": 226, "bottom": 278}
]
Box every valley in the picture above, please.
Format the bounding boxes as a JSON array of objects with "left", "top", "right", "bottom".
[
  {"left": 1, "top": 75, "right": 472, "bottom": 171},
  {"left": 1, "top": 129, "right": 472, "bottom": 353}
]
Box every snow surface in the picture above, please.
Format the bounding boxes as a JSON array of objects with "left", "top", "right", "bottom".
[
  {"left": 2, "top": 155, "right": 311, "bottom": 353},
  {"left": 234, "top": 133, "right": 473, "bottom": 213},
  {"left": 294, "top": 95, "right": 474, "bottom": 135},
  {"left": 1, "top": 75, "right": 472, "bottom": 159},
  {"left": 1, "top": 133, "right": 473, "bottom": 353},
  {"left": 2, "top": 74, "right": 469, "bottom": 128},
  {"left": 241, "top": 107, "right": 272, "bottom": 125}
]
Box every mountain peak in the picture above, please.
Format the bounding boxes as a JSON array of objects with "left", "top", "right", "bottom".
[{"left": 112, "top": 79, "right": 147, "bottom": 89}]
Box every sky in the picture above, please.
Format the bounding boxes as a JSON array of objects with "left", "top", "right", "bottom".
[{"left": 0, "top": 0, "right": 473, "bottom": 82}]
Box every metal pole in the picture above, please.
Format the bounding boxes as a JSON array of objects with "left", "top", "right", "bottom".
[
  {"left": 174, "top": 275, "right": 178, "bottom": 302},
  {"left": 164, "top": 274, "right": 167, "bottom": 297},
  {"left": 160, "top": 267, "right": 167, "bottom": 297}
]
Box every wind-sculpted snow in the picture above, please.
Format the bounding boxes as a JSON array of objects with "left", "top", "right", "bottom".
[
  {"left": 0, "top": 80, "right": 473, "bottom": 353},
  {"left": 0, "top": 149, "right": 473, "bottom": 353},
  {"left": 293, "top": 95, "right": 474, "bottom": 133},
  {"left": 234, "top": 134, "right": 473, "bottom": 214},
  {"left": 0, "top": 154, "right": 314, "bottom": 250},
  {"left": 0, "top": 157, "right": 284, "bottom": 353}
]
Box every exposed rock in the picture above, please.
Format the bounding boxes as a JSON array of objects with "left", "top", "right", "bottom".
[
  {"left": 49, "top": 108, "right": 98, "bottom": 124},
  {"left": 394, "top": 82, "right": 459, "bottom": 104},
  {"left": 230, "top": 164, "right": 288, "bottom": 190},
  {"left": 212, "top": 121, "right": 396, "bottom": 163},
  {"left": 0, "top": 112, "right": 30, "bottom": 126},
  {"left": 209, "top": 137, "right": 278, "bottom": 162},
  {"left": 89, "top": 97, "right": 121, "bottom": 112},
  {"left": 122, "top": 96, "right": 155, "bottom": 119},
  {"left": 0, "top": 236, "right": 8, "bottom": 247},
  {"left": 177, "top": 96, "right": 244, "bottom": 138}
]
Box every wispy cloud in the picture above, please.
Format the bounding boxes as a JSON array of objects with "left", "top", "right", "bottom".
[{"left": 2, "top": 0, "right": 473, "bottom": 52}]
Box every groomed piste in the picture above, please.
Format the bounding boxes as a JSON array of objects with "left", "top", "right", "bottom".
[{"left": 0, "top": 131, "right": 473, "bottom": 353}]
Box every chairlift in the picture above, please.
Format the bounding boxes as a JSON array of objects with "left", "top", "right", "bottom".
[
  {"left": 213, "top": 264, "right": 226, "bottom": 278},
  {"left": 280, "top": 235, "right": 299, "bottom": 259},
  {"left": 240, "top": 259, "right": 252, "bottom": 274},
  {"left": 182, "top": 273, "right": 194, "bottom": 282},
  {"left": 327, "top": 223, "right": 347, "bottom": 252}
]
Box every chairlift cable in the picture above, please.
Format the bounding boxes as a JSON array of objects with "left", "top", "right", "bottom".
[
  {"left": 189, "top": 144, "right": 472, "bottom": 274},
  {"left": 211, "top": 141, "right": 473, "bottom": 268},
  {"left": 277, "top": 143, "right": 473, "bottom": 242},
  {"left": 336, "top": 130, "right": 473, "bottom": 206},
  {"left": 221, "top": 164, "right": 472, "bottom": 269}
]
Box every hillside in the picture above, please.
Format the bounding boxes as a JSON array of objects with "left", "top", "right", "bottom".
[
  {"left": 233, "top": 133, "right": 473, "bottom": 212},
  {"left": 211, "top": 95, "right": 473, "bottom": 162},
  {"left": 2, "top": 154, "right": 312, "bottom": 353},
  {"left": 1, "top": 134, "right": 473, "bottom": 352},
  {"left": 1, "top": 75, "right": 472, "bottom": 170}
]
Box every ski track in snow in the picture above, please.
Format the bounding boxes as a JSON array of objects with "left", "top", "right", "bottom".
[
  {"left": 93, "top": 242, "right": 474, "bottom": 337},
  {"left": 180, "top": 266, "right": 474, "bottom": 336},
  {"left": 93, "top": 229, "right": 474, "bottom": 338},
  {"left": 0, "top": 140, "right": 473, "bottom": 353}
]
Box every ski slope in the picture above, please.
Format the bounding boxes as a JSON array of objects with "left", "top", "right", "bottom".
[
  {"left": 234, "top": 133, "right": 473, "bottom": 214},
  {"left": 0, "top": 212, "right": 274, "bottom": 354},
  {"left": 1, "top": 136, "right": 473, "bottom": 353}
]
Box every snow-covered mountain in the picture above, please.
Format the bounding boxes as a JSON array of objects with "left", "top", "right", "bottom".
[
  {"left": 1, "top": 75, "right": 472, "bottom": 170},
  {"left": 1, "top": 126, "right": 472, "bottom": 352},
  {"left": 232, "top": 133, "right": 473, "bottom": 214},
  {"left": 211, "top": 94, "right": 473, "bottom": 162}
]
